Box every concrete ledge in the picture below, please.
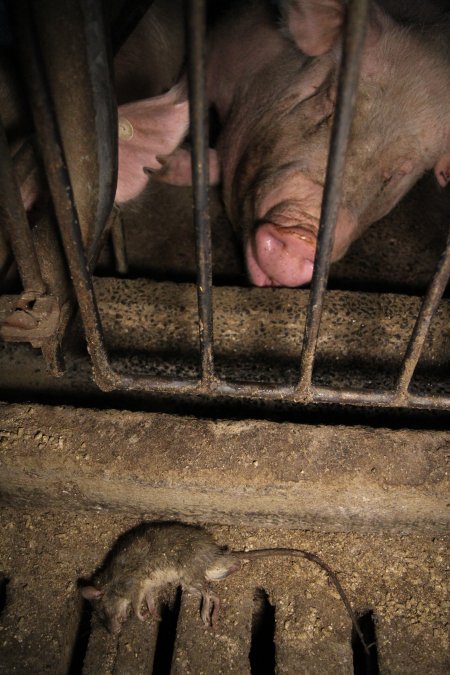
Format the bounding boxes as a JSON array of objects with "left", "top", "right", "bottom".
[
  {"left": 0, "top": 280, "right": 449, "bottom": 403},
  {"left": 0, "top": 402, "right": 447, "bottom": 533}
]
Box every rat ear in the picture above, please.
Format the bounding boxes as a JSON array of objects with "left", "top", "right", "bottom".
[
  {"left": 434, "top": 153, "right": 450, "bottom": 188},
  {"left": 81, "top": 586, "right": 104, "bottom": 601}
]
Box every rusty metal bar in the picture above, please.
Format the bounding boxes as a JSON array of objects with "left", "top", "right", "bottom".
[
  {"left": 187, "top": 0, "right": 215, "bottom": 385},
  {"left": 298, "top": 0, "right": 369, "bottom": 392},
  {"left": 111, "top": 374, "right": 450, "bottom": 411},
  {"left": 12, "top": 0, "right": 117, "bottom": 388},
  {"left": 81, "top": 0, "right": 118, "bottom": 266},
  {"left": 0, "top": 121, "right": 46, "bottom": 295},
  {"left": 395, "top": 227, "right": 450, "bottom": 395},
  {"left": 9, "top": 0, "right": 448, "bottom": 414}
]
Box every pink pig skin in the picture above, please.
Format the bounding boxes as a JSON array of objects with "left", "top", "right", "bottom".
[{"left": 116, "top": 1, "right": 450, "bottom": 287}]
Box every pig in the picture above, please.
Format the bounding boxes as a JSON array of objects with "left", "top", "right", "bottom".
[
  {"left": 114, "top": 0, "right": 189, "bottom": 204},
  {"left": 116, "top": 0, "right": 450, "bottom": 287}
]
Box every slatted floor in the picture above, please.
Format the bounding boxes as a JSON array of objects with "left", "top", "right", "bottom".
[{"left": 0, "top": 507, "right": 447, "bottom": 674}]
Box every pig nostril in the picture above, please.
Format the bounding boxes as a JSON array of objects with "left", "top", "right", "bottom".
[{"left": 252, "top": 223, "right": 316, "bottom": 287}]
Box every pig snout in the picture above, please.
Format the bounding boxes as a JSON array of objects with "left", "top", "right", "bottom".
[
  {"left": 246, "top": 224, "right": 316, "bottom": 287},
  {"left": 241, "top": 172, "right": 360, "bottom": 287},
  {"left": 245, "top": 210, "right": 355, "bottom": 287}
]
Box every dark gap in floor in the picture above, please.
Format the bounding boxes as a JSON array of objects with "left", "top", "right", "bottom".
[
  {"left": 249, "top": 588, "right": 276, "bottom": 675},
  {"left": 2, "top": 386, "right": 448, "bottom": 431},
  {"left": 0, "top": 574, "right": 9, "bottom": 616},
  {"left": 352, "top": 609, "right": 379, "bottom": 675},
  {"left": 151, "top": 586, "right": 182, "bottom": 675},
  {"left": 67, "top": 599, "right": 93, "bottom": 675}
]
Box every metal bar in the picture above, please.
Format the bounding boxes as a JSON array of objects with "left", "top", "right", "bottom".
[
  {"left": 0, "top": 121, "right": 46, "bottom": 294},
  {"left": 81, "top": 0, "right": 118, "bottom": 266},
  {"left": 187, "top": 0, "right": 215, "bottom": 385},
  {"left": 106, "top": 373, "right": 450, "bottom": 411},
  {"left": 13, "top": 0, "right": 117, "bottom": 387},
  {"left": 395, "top": 227, "right": 450, "bottom": 395},
  {"left": 297, "top": 0, "right": 369, "bottom": 391},
  {"left": 10, "top": 0, "right": 448, "bottom": 415}
]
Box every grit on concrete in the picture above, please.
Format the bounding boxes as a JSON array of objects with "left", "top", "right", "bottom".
[
  {"left": 0, "top": 167, "right": 449, "bottom": 673},
  {"left": 0, "top": 507, "right": 448, "bottom": 674}
]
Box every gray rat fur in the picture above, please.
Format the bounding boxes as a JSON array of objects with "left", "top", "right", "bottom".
[{"left": 81, "top": 522, "right": 369, "bottom": 654}]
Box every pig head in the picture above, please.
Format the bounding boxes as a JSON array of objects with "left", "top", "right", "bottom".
[
  {"left": 117, "top": 0, "right": 450, "bottom": 287},
  {"left": 213, "top": 0, "right": 450, "bottom": 287}
]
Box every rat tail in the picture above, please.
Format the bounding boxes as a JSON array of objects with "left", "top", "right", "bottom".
[{"left": 233, "top": 548, "right": 371, "bottom": 656}]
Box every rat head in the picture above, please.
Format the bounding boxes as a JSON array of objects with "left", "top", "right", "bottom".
[
  {"left": 204, "top": 551, "right": 242, "bottom": 581},
  {"left": 81, "top": 585, "right": 131, "bottom": 634}
]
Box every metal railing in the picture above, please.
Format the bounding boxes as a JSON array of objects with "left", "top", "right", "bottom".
[{"left": 1, "top": 0, "right": 449, "bottom": 412}]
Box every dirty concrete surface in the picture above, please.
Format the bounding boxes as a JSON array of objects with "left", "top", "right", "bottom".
[
  {"left": 0, "top": 173, "right": 449, "bottom": 673},
  {"left": 0, "top": 403, "right": 448, "bottom": 534},
  {"left": 0, "top": 507, "right": 448, "bottom": 674}
]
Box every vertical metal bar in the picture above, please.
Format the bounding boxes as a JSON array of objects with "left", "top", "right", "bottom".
[
  {"left": 395, "top": 227, "right": 450, "bottom": 396},
  {"left": 81, "top": 0, "right": 118, "bottom": 266},
  {"left": 187, "top": 0, "right": 215, "bottom": 385},
  {"left": 0, "top": 121, "right": 46, "bottom": 295},
  {"left": 110, "top": 207, "right": 129, "bottom": 275},
  {"left": 13, "top": 0, "right": 115, "bottom": 384},
  {"left": 297, "top": 0, "right": 369, "bottom": 392}
]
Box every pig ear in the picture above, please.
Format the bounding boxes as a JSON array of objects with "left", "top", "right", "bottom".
[
  {"left": 149, "top": 148, "right": 220, "bottom": 186},
  {"left": 284, "top": 0, "right": 345, "bottom": 56},
  {"left": 434, "top": 154, "right": 450, "bottom": 188},
  {"left": 284, "top": 0, "right": 383, "bottom": 56},
  {"left": 81, "top": 586, "right": 104, "bottom": 601}
]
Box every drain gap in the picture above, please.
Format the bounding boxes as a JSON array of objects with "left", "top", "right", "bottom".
[
  {"left": 0, "top": 574, "right": 9, "bottom": 615},
  {"left": 352, "top": 609, "right": 379, "bottom": 675},
  {"left": 151, "top": 586, "right": 182, "bottom": 675},
  {"left": 249, "top": 588, "right": 276, "bottom": 675},
  {"left": 67, "top": 599, "right": 93, "bottom": 675}
]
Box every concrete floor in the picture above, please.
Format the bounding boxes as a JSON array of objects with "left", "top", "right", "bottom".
[
  {"left": 0, "top": 173, "right": 449, "bottom": 673},
  {"left": 0, "top": 507, "right": 448, "bottom": 674}
]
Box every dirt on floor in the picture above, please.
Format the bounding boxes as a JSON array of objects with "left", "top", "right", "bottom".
[
  {"left": 0, "top": 506, "right": 448, "bottom": 674},
  {"left": 0, "top": 88, "right": 449, "bottom": 675}
]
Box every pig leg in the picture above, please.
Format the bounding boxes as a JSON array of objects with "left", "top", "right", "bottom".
[
  {"left": 149, "top": 147, "right": 221, "bottom": 186},
  {"left": 281, "top": 0, "right": 345, "bottom": 56},
  {"left": 116, "top": 81, "right": 189, "bottom": 203}
]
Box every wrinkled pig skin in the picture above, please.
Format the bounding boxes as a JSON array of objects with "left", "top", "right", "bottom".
[{"left": 118, "top": 0, "right": 450, "bottom": 287}]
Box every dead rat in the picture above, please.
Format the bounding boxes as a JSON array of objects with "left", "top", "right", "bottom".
[{"left": 81, "top": 522, "right": 369, "bottom": 654}]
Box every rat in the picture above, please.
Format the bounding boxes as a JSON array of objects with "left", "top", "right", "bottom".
[{"left": 81, "top": 522, "right": 370, "bottom": 654}]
